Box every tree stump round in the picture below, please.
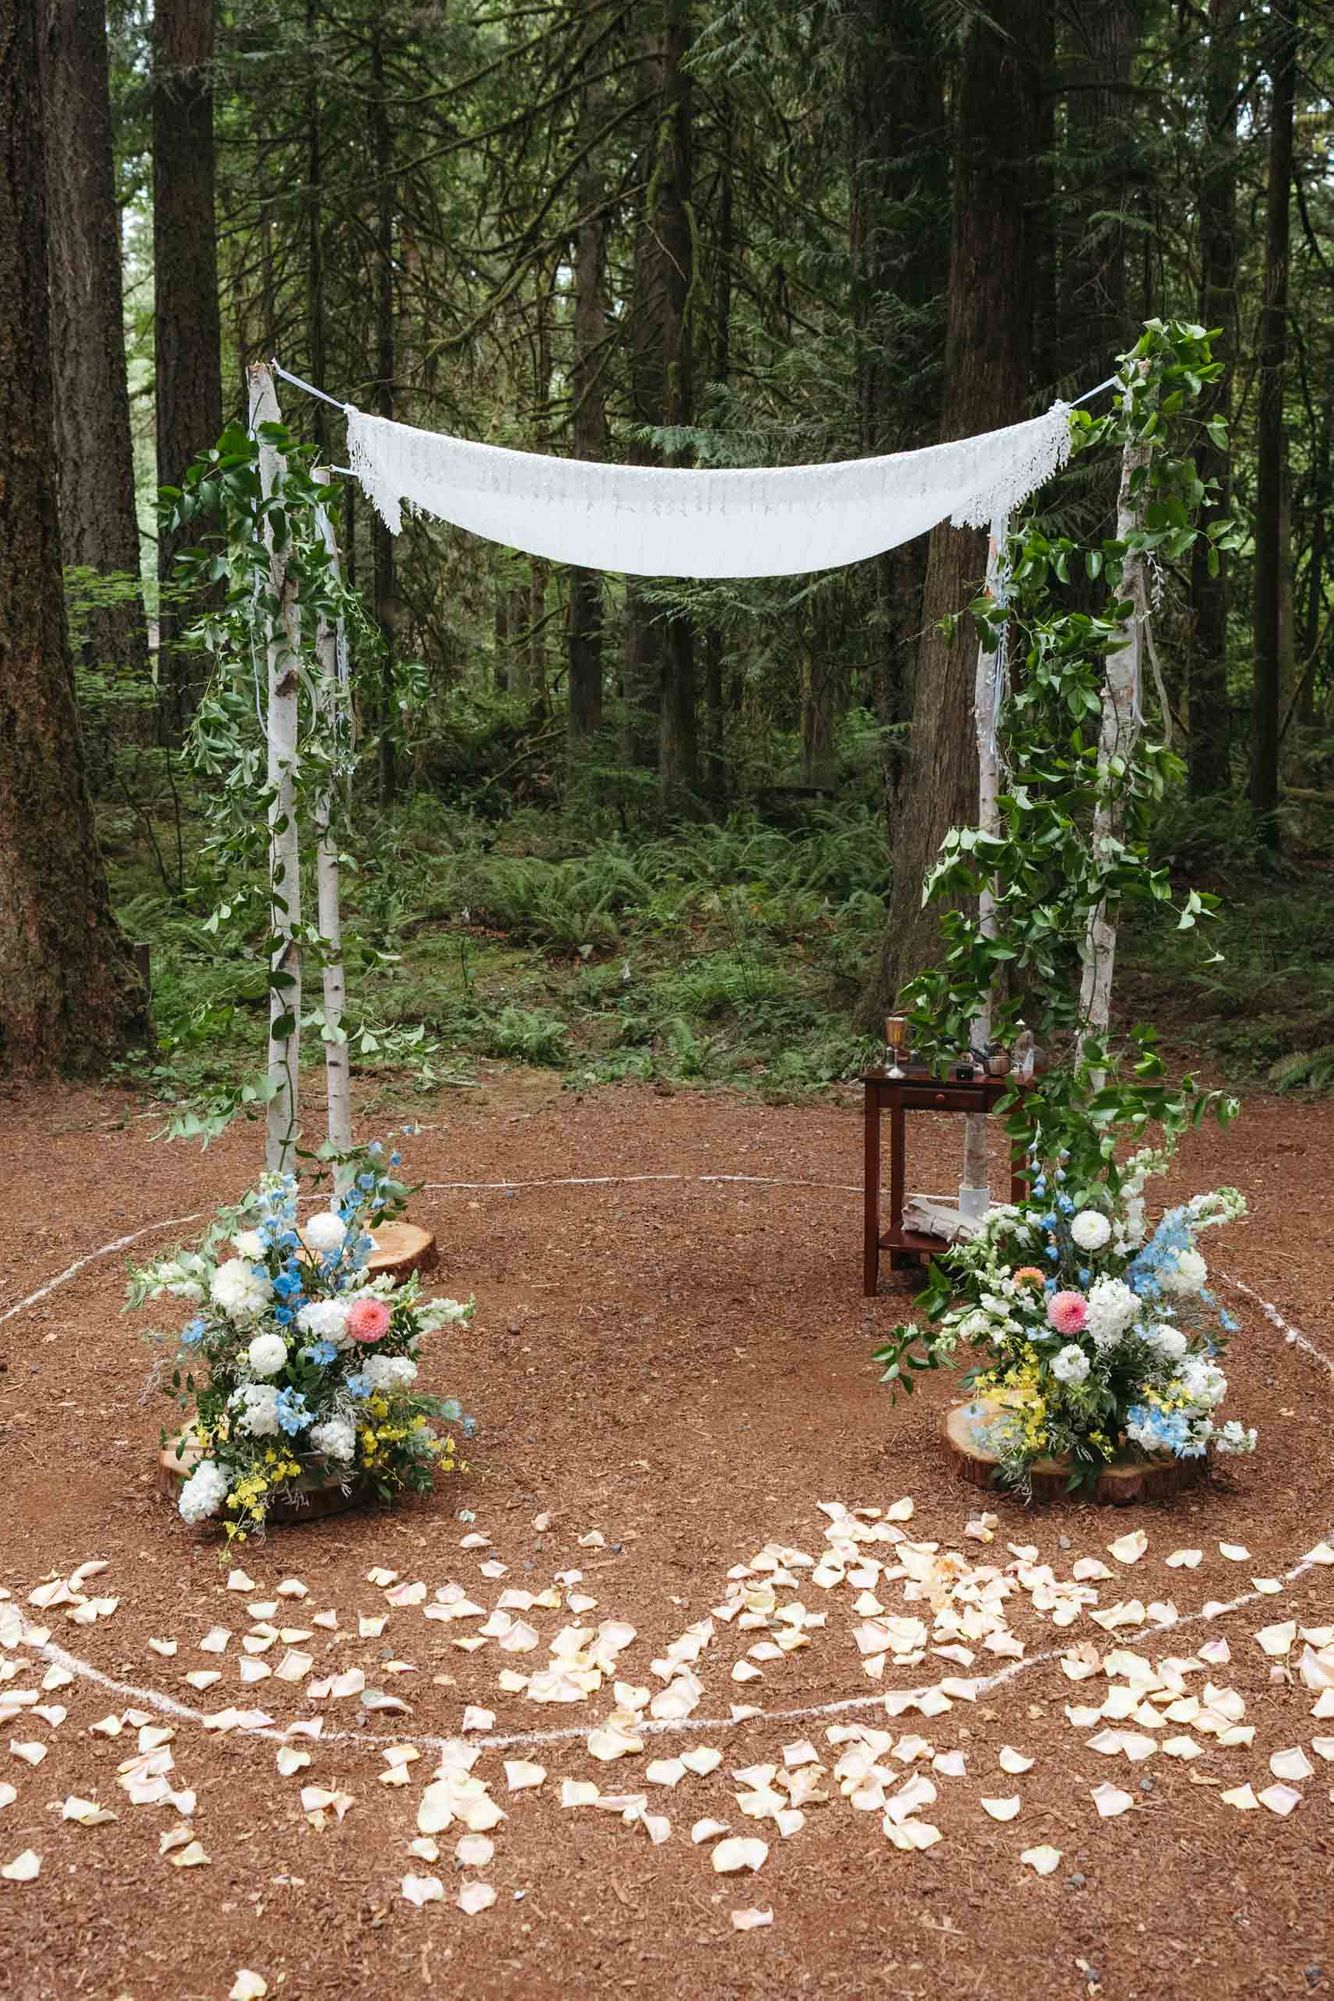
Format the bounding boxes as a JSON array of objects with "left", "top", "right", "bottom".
[
  {"left": 942, "top": 1398, "right": 1208, "bottom": 1506},
  {"left": 366, "top": 1221, "right": 437, "bottom": 1281},
  {"left": 294, "top": 1219, "right": 437, "bottom": 1281},
  {"left": 157, "top": 1430, "right": 373, "bottom": 1527}
]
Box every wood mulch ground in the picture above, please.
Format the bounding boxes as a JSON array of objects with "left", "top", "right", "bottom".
[{"left": 0, "top": 1071, "right": 1331, "bottom": 2001}]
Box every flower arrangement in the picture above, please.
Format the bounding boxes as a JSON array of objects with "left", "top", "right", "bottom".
[
  {"left": 874, "top": 1148, "right": 1256, "bottom": 1495},
  {"left": 130, "top": 1145, "right": 474, "bottom": 1540}
]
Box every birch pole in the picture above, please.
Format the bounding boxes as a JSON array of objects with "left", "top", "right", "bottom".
[
  {"left": 1079, "top": 370, "right": 1152, "bottom": 1082},
  {"left": 313, "top": 466, "right": 352, "bottom": 1184},
  {"left": 960, "top": 519, "right": 1006, "bottom": 1221},
  {"left": 248, "top": 363, "right": 303, "bottom": 1174}
]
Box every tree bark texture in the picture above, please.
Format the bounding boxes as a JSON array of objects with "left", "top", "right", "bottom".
[
  {"left": 37, "top": 0, "right": 146, "bottom": 676},
  {"left": 865, "top": 0, "right": 1047, "bottom": 1020},
  {"left": 1250, "top": 0, "right": 1297, "bottom": 839},
  {"left": 0, "top": 0, "right": 143, "bottom": 1073},
  {"left": 152, "top": 0, "right": 222, "bottom": 730},
  {"left": 1187, "top": 0, "right": 1240, "bottom": 796},
  {"left": 567, "top": 27, "right": 608, "bottom": 755},
  {"left": 624, "top": 0, "right": 696, "bottom": 802}
]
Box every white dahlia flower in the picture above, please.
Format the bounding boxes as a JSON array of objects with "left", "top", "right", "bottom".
[
  {"left": 247, "top": 1332, "right": 288, "bottom": 1378},
  {"left": 310, "top": 1417, "right": 356, "bottom": 1464},
  {"left": 232, "top": 1229, "right": 266, "bottom": 1261},
  {"left": 210, "top": 1257, "right": 272, "bottom": 1323},
  {"left": 1070, "top": 1209, "right": 1112, "bottom": 1253},
  {"left": 304, "top": 1210, "right": 346, "bottom": 1256},
  {"left": 179, "top": 1459, "right": 230, "bottom": 1524},
  {"left": 1146, "top": 1323, "right": 1188, "bottom": 1362},
  {"left": 1162, "top": 1247, "right": 1208, "bottom": 1296},
  {"left": 1050, "top": 1344, "right": 1090, "bottom": 1386},
  {"left": 1084, "top": 1277, "right": 1141, "bottom": 1351}
]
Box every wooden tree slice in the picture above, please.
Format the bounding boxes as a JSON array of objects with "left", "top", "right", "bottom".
[
  {"left": 366, "top": 1221, "right": 437, "bottom": 1281},
  {"left": 157, "top": 1430, "right": 373, "bottom": 1527},
  {"left": 942, "top": 1398, "right": 1208, "bottom": 1506}
]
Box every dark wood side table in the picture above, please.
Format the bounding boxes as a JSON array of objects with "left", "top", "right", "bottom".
[{"left": 862, "top": 1071, "right": 1028, "bottom": 1295}]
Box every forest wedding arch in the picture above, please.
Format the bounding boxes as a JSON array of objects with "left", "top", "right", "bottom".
[{"left": 233, "top": 342, "right": 1141, "bottom": 1217}]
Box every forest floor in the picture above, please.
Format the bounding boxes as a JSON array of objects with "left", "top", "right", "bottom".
[{"left": 1, "top": 1072, "right": 1332, "bottom": 2000}]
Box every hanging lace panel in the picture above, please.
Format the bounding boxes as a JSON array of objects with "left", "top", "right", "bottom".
[{"left": 343, "top": 400, "right": 1073, "bottom": 579}]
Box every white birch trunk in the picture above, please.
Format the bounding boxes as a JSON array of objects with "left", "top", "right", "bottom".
[
  {"left": 313, "top": 467, "right": 352, "bottom": 1185},
  {"left": 248, "top": 363, "right": 303, "bottom": 1175},
  {"left": 961, "top": 518, "right": 1005, "bottom": 1217},
  {"left": 1079, "top": 382, "right": 1152, "bottom": 1080}
]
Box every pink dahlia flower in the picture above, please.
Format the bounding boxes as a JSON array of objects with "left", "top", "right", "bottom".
[
  {"left": 1046, "top": 1289, "right": 1088, "bottom": 1336},
  {"left": 347, "top": 1297, "right": 392, "bottom": 1345}
]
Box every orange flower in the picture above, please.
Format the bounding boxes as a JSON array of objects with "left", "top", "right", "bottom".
[{"left": 1013, "top": 1267, "right": 1046, "bottom": 1287}]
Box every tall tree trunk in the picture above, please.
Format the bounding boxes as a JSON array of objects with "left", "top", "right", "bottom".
[
  {"left": 624, "top": 0, "right": 696, "bottom": 805},
  {"left": 1251, "top": 0, "right": 1297, "bottom": 841},
  {"left": 1059, "top": 0, "right": 1135, "bottom": 380},
  {"left": 304, "top": 0, "right": 328, "bottom": 461},
  {"left": 1187, "top": 0, "right": 1240, "bottom": 796},
  {"left": 845, "top": 0, "right": 947, "bottom": 809},
  {"left": 700, "top": 84, "right": 736, "bottom": 802},
  {"left": 37, "top": 0, "right": 146, "bottom": 678},
  {"left": 152, "top": 0, "right": 222, "bottom": 734},
  {"left": 567, "top": 35, "right": 608, "bottom": 759},
  {"left": 0, "top": 0, "right": 143, "bottom": 1072},
  {"left": 864, "top": 0, "right": 1046, "bottom": 1019},
  {"left": 369, "top": 23, "right": 398, "bottom": 804}
]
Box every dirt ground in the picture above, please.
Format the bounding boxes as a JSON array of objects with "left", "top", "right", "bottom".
[{"left": 0, "top": 1071, "right": 1331, "bottom": 2001}]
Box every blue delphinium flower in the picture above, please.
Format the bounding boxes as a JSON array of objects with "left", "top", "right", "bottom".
[
  {"left": 181, "top": 1317, "right": 206, "bottom": 1349},
  {"left": 275, "top": 1389, "right": 312, "bottom": 1436},
  {"left": 345, "top": 1372, "right": 370, "bottom": 1400},
  {"left": 303, "top": 1340, "right": 338, "bottom": 1367}
]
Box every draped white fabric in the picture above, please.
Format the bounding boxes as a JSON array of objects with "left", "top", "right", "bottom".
[{"left": 343, "top": 400, "right": 1073, "bottom": 579}]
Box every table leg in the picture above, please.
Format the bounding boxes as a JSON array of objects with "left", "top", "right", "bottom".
[
  {"left": 863, "top": 1085, "right": 881, "bottom": 1295},
  {"left": 889, "top": 1097, "right": 906, "bottom": 1246}
]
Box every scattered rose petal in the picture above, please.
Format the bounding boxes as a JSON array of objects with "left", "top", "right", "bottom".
[
  {"left": 981, "top": 1796, "right": 1021, "bottom": 1822},
  {"left": 998, "top": 1747, "right": 1034, "bottom": 1775},
  {"left": 1270, "top": 1747, "right": 1314, "bottom": 1783},
  {"left": 1091, "top": 1782, "right": 1134, "bottom": 1819},
  {"left": 169, "top": 1840, "right": 210, "bottom": 1867},
  {"left": 504, "top": 1760, "right": 546, "bottom": 1792},
  {"left": 1021, "top": 1844, "right": 1062, "bottom": 1876},
  {"left": 692, "top": 1818, "right": 729, "bottom": 1844},
  {"left": 455, "top": 1833, "right": 494, "bottom": 1868},
  {"left": 1220, "top": 1784, "right": 1259, "bottom": 1810},
  {"left": 712, "top": 1835, "right": 768, "bottom": 1873},
  {"left": 1, "top": 1849, "right": 41, "bottom": 1881},
  {"left": 1257, "top": 1783, "right": 1302, "bottom": 1817},
  {"left": 1218, "top": 1544, "right": 1250, "bottom": 1562},
  {"left": 731, "top": 1907, "right": 773, "bottom": 1931},
  {"left": 457, "top": 1882, "right": 497, "bottom": 1915},
  {"left": 230, "top": 1973, "right": 268, "bottom": 2001},
  {"left": 401, "top": 1874, "right": 445, "bottom": 1907},
  {"left": 1109, "top": 1531, "right": 1147, "bottom": 1565},
  {"left": 1165, "top": 1549, "right": 1203, "bottom": 1570}
]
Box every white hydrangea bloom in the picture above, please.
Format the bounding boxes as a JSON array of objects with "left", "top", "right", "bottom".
[
  {"left": 1084, "top": 1277, "right": 1141, "bottom": 1351},
  {"left": 233, "top": 1383, "right": 281, "bottom": 1438},
  {"left": 1050, "top": 1344, "right": 1090, "bottom": 1385},
  {"left": 360, "top": 1355, "right": 418, "bottom": 1393},
  {"left": 304, "top": 1210, "right": 346, "bottom": 1255},
  {"left": 310, "top": 1417, "right": 356, "bottom": 1463},
  {"left": 1179, "top": 1356, "right": 1227, "bottom": 1409},
  {"left": 1161, "top": 1247, "right": 1208, "bottom": 1295},
  {"left": 179, "top": 1459, "right": 230, "bottom": 1523},
  {"left": 210, "top": 1257, "right": 272, "bottom": 1323},
  {"left": 232, "top": 1229, "right": 266, "bottom": 1261},
  {"left": 1214, "top": 1419, "right": 1257, "bottom": 1454},
  {"left": 296, "top": 1298, "right": 352, "bottom": 1348},
  {"left": 1070, "top": 1209, "right": 1111, "bottom": 1252},
  {"left": 247, "top": 1332, "right": 288, "bottom": 1378}
]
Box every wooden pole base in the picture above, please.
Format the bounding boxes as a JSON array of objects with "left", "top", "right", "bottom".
[{"left": 942, "top": 1398, "right": 1208, "bottom": 1506}]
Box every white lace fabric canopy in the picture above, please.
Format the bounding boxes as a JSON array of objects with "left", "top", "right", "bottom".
[{"left": 343, "top": 400, "right": 1073, "bottom": 579}]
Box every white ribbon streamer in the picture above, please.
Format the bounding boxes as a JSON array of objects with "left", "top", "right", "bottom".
[{"left": 342, "top": 400, "right": 1075, "bottom": 579}]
